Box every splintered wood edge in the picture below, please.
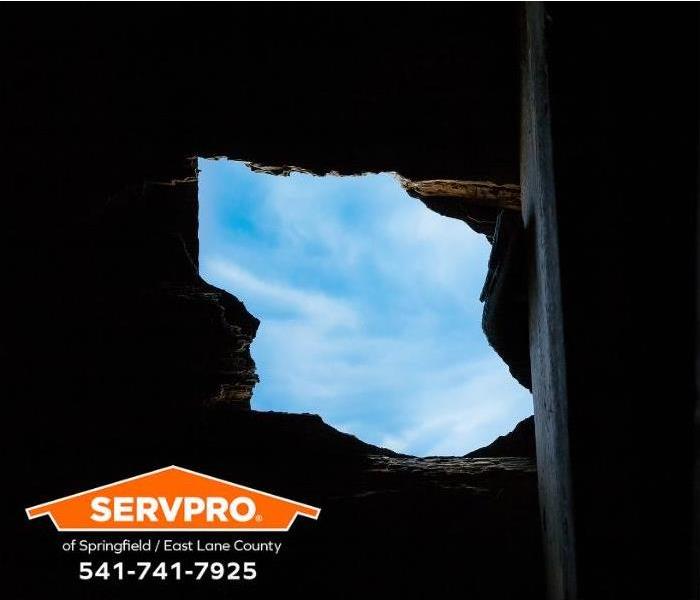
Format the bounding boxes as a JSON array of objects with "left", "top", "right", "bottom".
[
  {"left": 200, "top": 159, "right": 522, "bottom": 212},
  {"left": 398, "top": 177, "right": 521, "bottom": 211}
]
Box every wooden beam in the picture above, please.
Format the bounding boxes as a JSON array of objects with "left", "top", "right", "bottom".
[
  {"left": 398, "top": 177, "right": 521, "bottom": 211},
  {"left": 521, "top": 4, "right": 577, "bottom": 600}
]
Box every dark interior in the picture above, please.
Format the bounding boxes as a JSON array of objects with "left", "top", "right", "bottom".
[{"left": 2, "top": 4, "right": 697, "bottom": 599}]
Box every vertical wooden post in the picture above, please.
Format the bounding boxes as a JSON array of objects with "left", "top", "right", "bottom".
[
  {"left": 521, "top": 4, "right": 577, "bottom": 599},
  {"left": 522, "top": 4, "right": 697, "bottom": 599}
]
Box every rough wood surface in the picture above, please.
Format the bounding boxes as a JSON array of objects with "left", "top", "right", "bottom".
[
  {"left": 521, "top": 4, "right": 578, "bottom": 600},
  {"left": 399, "top": 177, "right": 521, "bottom": 211}
]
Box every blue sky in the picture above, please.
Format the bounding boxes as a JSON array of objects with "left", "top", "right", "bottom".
[{"left": 198, "top": 159, "right": 532, "bottom": 456}]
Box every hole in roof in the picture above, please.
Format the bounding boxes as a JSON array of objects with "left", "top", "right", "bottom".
[{"left": 197, "top": 158, "right": 531, "bottom": 456}]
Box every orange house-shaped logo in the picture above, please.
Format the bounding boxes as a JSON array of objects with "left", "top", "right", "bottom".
[{"left": 26, "top": 465, "right": 321, "bottom": 532}]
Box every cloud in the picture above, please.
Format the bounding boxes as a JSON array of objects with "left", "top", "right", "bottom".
[
  {"left": 198, "top": 160, "right": 532, "bottom": 456},
  {"left": 377, "top": 356, "right": 532, "bottom": 456},
  {"left": 206, "top": 258, "right": 360, "bottom": 331}
]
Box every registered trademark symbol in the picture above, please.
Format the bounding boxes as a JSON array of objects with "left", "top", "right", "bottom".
[{"left": 255, "top": 514, "right": 263, "bottom": 522}]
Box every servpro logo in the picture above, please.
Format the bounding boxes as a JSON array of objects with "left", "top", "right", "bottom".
[{"left": 25, "top": 465, "right": 320, "bottom": 532}]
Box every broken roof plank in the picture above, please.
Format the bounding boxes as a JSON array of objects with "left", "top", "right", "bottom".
[{"left": 399, "top": 177, "right": 521, "bottom": 212}]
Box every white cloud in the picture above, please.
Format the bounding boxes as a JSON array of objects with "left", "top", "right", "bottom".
[
  {"left": 205, "top": 258, "right": 360, "bottom": 331},
  {"left": 377, "top": 356, "right": 532, "bottom": 456}
]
